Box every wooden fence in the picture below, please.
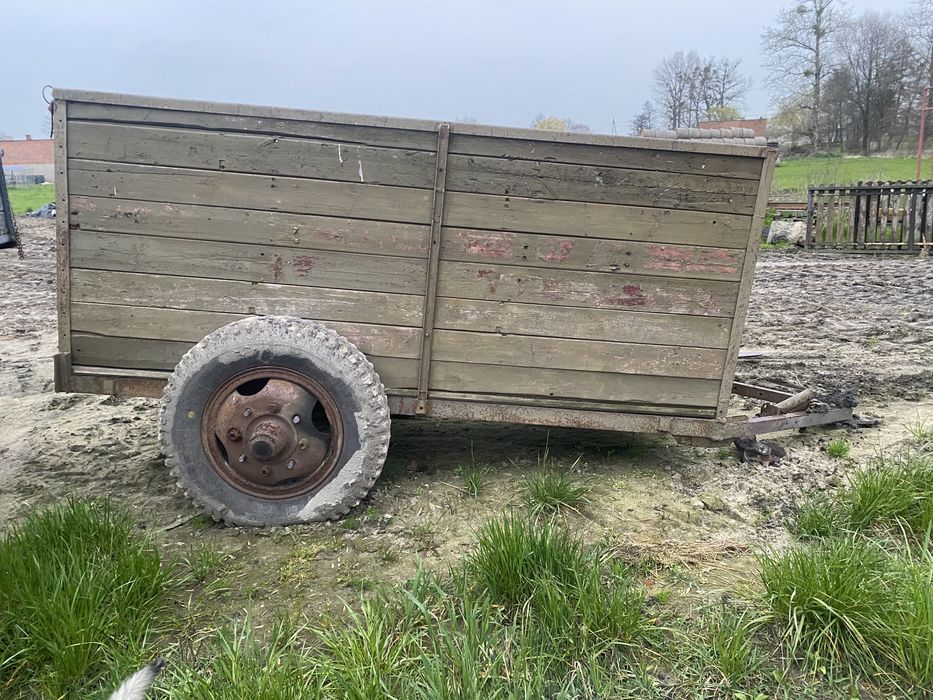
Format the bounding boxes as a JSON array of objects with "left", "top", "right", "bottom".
[{"left": 806, "top": 181, "right": 932, "bottom": 252}]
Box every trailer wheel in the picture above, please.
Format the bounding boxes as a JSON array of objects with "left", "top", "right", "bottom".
[{"left": 159, "top": 316, "right": 390, "bottom": 526}]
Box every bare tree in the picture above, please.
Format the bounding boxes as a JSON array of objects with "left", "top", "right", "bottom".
[
  {"left": 704, "top": 58, "right": 753, "bottom": 117},
  {"left": 629, "top": 100, "right": 656, "bottom": 135},
  {"left": 653, "top": 52, "right": 750, "bottom": 128},
  {"left": 762, "top": 0, "right": 847, "bottom": 151},
  {"left": 837, "top": 12, "right": 916, "bottom": 153}
]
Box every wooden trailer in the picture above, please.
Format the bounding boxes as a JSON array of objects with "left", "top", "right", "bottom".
[{"left": 51, "top": 89, "right": 851, "bottom": 525}]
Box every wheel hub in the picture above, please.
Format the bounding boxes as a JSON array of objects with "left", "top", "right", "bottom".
[{"left": 202, "top": 367, "right": 343, "bottom": 499}]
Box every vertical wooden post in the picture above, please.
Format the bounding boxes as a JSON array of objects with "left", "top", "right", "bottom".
[
  {"left": 415, "top": 123, "right": 451, "bottom": 415},
  {"left": 805, "top": 186, "right": 814, "bottom": 249},
  {"left": 53, "top": 98, "right": 73, "bottom": 392}
]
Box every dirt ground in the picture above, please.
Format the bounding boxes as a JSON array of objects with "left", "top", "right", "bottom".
[{"left": 1, "top": 218, "right": 931, "bottom": 614}]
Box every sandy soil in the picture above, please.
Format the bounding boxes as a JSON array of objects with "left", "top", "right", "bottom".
[{"left": 1, "top": 219, "right": 931, "bottom": 613}]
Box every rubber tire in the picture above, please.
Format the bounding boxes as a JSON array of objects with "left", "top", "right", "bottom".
[{"left": 159, "top": 316, "right": 391, "bottom": 526}]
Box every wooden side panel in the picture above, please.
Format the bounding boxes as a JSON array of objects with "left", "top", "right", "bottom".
[{"left": 62, "top": 93, "right": 770, "bottom": 417}]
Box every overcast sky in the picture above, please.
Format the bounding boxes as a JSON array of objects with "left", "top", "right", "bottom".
[{"left": 1, "top": 0, "right": 916, "bottom": 139}]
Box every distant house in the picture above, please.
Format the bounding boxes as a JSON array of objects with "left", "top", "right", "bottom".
[
  {"left": 697, "top": 118, "right": 767, "bottom": 139},
  {"left": 1, "top": 135, "right": 55, "bottom": 184}
]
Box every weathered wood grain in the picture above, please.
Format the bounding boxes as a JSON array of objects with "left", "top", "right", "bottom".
[
  {"left": 66, "top": 101, "right": 439, "bottom": 151},
  {"left": 432, "top": 330, "right": 725, "bottom": 379},
  {"left": 70, "top": 231, "right": 427, "bottom": 294},
  {"left": 71, "top": 333, "right": 420, "bottom": 388},
  {"left": 436, "top": 262, "right": 738, "bottom": 317},
  {"left": 445, "top": 154, "right": 758, "bottom": 215},
  {"left": 71, "top": 303, "right": 422, "bottom": 359},
  {"left": 71, "top": 269, "right": 425, "bottom": 326},
  {"left": 447, "top": 133, "right": 763, "bottom": 179},
  {"left": 434, "top": 298, "right": 732, "bottom": 348},
  {"left": 68, "top": 160, "right": 433, "bottom": 225},
  {"left": 69, "top": 121, "right": 438, "bottom": 188},
  {"left": 71, "top": 196, "right": 430, "bottom": 258},
  {"left": 58, "top": 90, "right": 770, "bottom": 159},
  {"left": 428, "top": 361, "right": 720, "bottom": 407},
  {"left": 443, "top": 192, "right": 751, "bottom": 248},
  {"left": 440, "top": 228, "right": 744, "bottom": 281},
  {"left": 54, "top": 100, "right": 72, "bottom": 387}
]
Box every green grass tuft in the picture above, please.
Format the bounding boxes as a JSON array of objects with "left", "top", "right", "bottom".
[
  {"left": 522, "top": 468, "right": 590, "bottom": 515},
  {"left": 456, "top": 464, "right": 489, "bottom": 498},
  {"left": 826, "top": 438, "right": 851, "bottom": 459},
  {"left": 0, "top": 499, "right": 173, "bottom": 698}
]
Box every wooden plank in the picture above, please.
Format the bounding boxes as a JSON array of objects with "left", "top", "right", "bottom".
[
  {"left": 68, "top": 121, "right": 437, "bottom": 188},
  {"left": 70, "top": 231, "right": 427, "bottom": 295},
  {"left": 428, "top": 361, "right": 720, "bottom": 408},
  {"left": 70, "top": 196, "right": 430, "bottom": 258},
  {"left": 435, "top": 298, "right": 731, "bottom": 349},
  {"left": 443, "top": 191, "right": 751, "bottom": 248},
  {"left": 436, "top": 261, "right": 738, "bottom": 317},
  {"left": 70, "top": 333, "right": 419, "bottom": 388},
  {"left": 71, "top": 303, "right": 422, "bottom": 359},
  {"left": 440, "top": 228, "right": 744, "bottom": 281},
  {"left": 447, "top": 133, "right": 762, "bottom": 180},
  {"left": 54, "top": 100, "right": 72, "bottom": 389},
  {"left": 57, "top": 89, "right": 771, "bottom": 159},
  {"left": 432, "top": 330, "right": 725, "bottom": 380},
  {"left": 68, "top": 159, "right": 433, "bottom": 225},
  {"left": 715, "top": 150, "right": 776, "bottom": 418},
  {"left": 445, "top": 154, "right": 758, "bottom": 215},
  {"left": 71, "top": 269, "right": 425, "bottom": 327},
  {"left": 66, "top": 101, "right": 439, "bottom": 151}
]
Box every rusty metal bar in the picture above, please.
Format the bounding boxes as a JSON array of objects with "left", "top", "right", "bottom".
[
  {"left": 414, "top": 123, "right": 451, "bottom": 415},
  {"left": 731, "top": 381, "right": 793, "bottom": 403}
]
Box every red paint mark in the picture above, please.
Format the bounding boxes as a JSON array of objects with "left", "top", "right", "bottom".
[
  {"left": 294, "top": 255, "right": 315, "bottom": 274},
  {"left": 541, "top": 239, "right": 574, "bottom": 263},
  {"left": 272, "top": 255, "right": 284, "bottom": 281},
  {"left": 477, "top": 268, "right": 501, "bottom": 294},
  {"left": 463, "top": 234, "right": 512, "bottom": 258},
  {"left": 643, "top": 245, "right": 740, "bottom": 275},
  {"left": 606, "top": 284, "right": 648, "bottom": 306}
]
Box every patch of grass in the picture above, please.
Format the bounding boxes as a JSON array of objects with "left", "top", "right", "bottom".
[
  {"left": 342, "top": 516, "right": 360, "bottom": 530},
  {"left": 772, "top": 156, "right": 918, "bottom": 195},
  {"left": 759, "top": 536, "right": 899, "bottom": 676},
  {"left": 6, "top": 184, "right": 54, "bottom": 215},
  {"left": 171, "top": 616, "right": 325, "bottom": 698},
  {"left": 183, "top": 542, "right": 226, "bottom": 583},
  {"left": 825, "top": 438, "right": 851, "bottom": 459},
  {"left": 906, "top": 415, "right": 933, "bottom": 448},
  {"left": 522, "top": 460, "right": 590, "bottom": 516},
  {"left": 680, "top": 604, "right": 767, "bottom": 695},
  {"left": 795, "top": 453, "right": 933, "bottom": 541},
  {"left": 759, "top": 240, "right": 792, "bottom": 251},
  {"left": 455, "top": 463, "right": 489, "bottom": 498},
  {"left": 0, "top": 499, "right": 173, "bottom": 698},
  {"left": 279, "top": 540, "right": 329, "bottom": 586}
]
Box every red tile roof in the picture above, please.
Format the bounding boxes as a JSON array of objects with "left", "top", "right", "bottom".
[{"left": 0, "top": 139, "right": 54, "bottom": 165}]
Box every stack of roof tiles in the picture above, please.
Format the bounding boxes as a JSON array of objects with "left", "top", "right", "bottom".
[{"left": 639, "top": 127, "right": 767, "bottom": 146}]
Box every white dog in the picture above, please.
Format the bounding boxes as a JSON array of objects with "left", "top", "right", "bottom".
[{"left": 107, "top": 658, "right": 165, "bottom": 700}]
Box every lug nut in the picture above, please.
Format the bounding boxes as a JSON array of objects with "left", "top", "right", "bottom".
[
  {"left": 260, "top": 466, "right": 271, "bottom": 476},
  {"left": 238, "top": 453, "right": 246, "bottom": 463},
  {"left": 243, "top": 407, "right": 252, "bottom": 417},
  {"left": 227, "top": 427, "right": 243, "bottom": 441},
  {"left": 287, "top": 460, "right": 296, "bottom": 469},
  {"left": 292, "top": 415, "right": 301, "bottom": 424},
  {"left": 298, "top": 439, "right": 308, "bottom": 450}
]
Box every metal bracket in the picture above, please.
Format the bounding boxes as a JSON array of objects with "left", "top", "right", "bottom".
[{"left": 415, "top": 123, "right": 451, "bottom": 414}]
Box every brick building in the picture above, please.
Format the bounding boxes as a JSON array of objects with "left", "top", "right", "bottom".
[{"left": 1, "top": 135, "right": 55, "bottom": 184}]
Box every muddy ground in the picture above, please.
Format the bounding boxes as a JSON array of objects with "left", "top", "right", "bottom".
[{"left": 1, "top": 219, "right": 931, "bottom": 616}]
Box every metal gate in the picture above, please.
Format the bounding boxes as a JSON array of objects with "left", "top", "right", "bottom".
[{"left": 805, "top": 181, "right": 932, "bottom": 252}]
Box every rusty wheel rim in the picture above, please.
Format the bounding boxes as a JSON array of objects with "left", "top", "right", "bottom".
[{"left": 201, "top": 366, "right": 344, "bottom": 499}]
